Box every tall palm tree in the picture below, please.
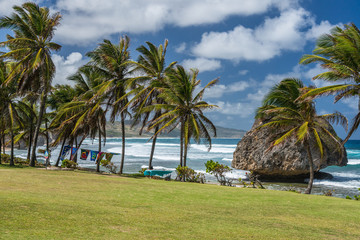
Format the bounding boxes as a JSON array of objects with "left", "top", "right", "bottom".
[
  {"left": 0, "top": 61, "right": 25, "bottom": 166},
  {"left": 146, "top": 65, "right": 218, "bottom": 167},
  {"left": 0, "top": 2, "right": 62, "bottom": 166},
  {"left": 48, "top": 84, "right": 77, "bottom": 166},
  {"left": 87, "top": 37, "right": 132, "bottom": 174},
  {"left": 300, "top": 23, "right": 360, "bottom": 143},
  {"left": 256, "top": 78, "right": 347, "bottom": 194},
  {"left": 131, "top": 39, "right": 176, "bottom": 169}
]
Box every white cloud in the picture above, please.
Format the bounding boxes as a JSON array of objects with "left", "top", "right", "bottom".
[
  {"left": 175, "top": 43, "right": 186, "bottom": 53},
  {"left": 0, "top": 0, "right": 29, "bottom": 16},
  {"left": 305, "top": 20, "right": 339, "bottom": 40},
  {"left": 52, "top": 52, "right": 86, "bottom": 85},
  {"left": 212, "top": 101, "right": 256, "bottom": 117},
  {"left": 238, "top": 70, "right": 249, "bottom": 75},
  {"left": 51, "top": 0, "right": 298, "bottom": 45},
  {"left": 204, "top": 81, "right": 250, "bottom": 99},
  {"left": 192, "top": 8, "right": 312, "bottom": 62},
  {"left": 182, "top": 58, "right": 221, "bottom": 72}
]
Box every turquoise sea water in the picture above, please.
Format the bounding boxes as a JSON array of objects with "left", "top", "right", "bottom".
[{"left": 11, "top": 138, "right": 360, "bottom": 197}]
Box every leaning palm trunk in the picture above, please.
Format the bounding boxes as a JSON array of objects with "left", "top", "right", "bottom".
[
  {"left": 2, "top": 134, "right": 5, "bottom": 153},
  {"left": 96, "top": 128, "right": 102, "bottom": 173},
  {"left": 0, "top": 132, "right": 2, "bottom": 164},
  {"left": 27, "top": 122, "right": 33, "bottom": 161},
  {"left": 30, "top": 93, "right": 48, "bottom": 167},
  {"left": 148, "top": 125, "right": 159, "bottom": 170},
  {"left": 45, "top": 118, "right": 50, "bottom": 167},
  {"left": 119, "top": 112, "right": 126, "bottom": 174},
  {"left": 55, "top": 137, "right": 67, "bottom": 167},
  {"left": 10, "top": 128, "right": 14, "bottom": 166},
  {"left": 305, "top": 141, "right": 315, "bottom": 194}
]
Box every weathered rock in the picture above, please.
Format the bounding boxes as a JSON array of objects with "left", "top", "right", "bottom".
[{"left": 232, "top": 119, "right": 347, "bottom": 180}]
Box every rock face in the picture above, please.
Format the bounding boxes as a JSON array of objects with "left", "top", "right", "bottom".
[{"left": 232, "top": 119, "right": 347, "bottom": 180}]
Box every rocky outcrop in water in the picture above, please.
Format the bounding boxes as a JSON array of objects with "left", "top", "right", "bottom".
[{"left": 232, "top": 119, "right": 347, "bottom": 180}]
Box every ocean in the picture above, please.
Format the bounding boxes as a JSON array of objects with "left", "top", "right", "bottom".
[{"left": 11, "top": 138, "right": 360, "bottom": 198}]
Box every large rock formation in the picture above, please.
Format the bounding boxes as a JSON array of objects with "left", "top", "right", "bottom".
[{"left": 232, "top": 119, "right": 347, "bottom": 180}]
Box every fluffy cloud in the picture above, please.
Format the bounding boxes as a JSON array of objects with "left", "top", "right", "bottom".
[
  {"left": 204, "top": 81, "right": 250, "bottom": 99},
  {"left": 0, "top": 0, "right": 29, "bottom": 16},
  {"left": 52, "top": 52, "right": 86, "bottom": 85},
  {"left": 192, "top": 8, "right": 312, "bottom": 61},
  {"left": 51, "top": 0, "right": 298, "bottom": 45},
  {"left": 182, "top": 58, "right": 221, "bottom": 72},
  {"left": 175, "top": 43, "right": 186, "bottom": 53},
  {"left": 211, "top": 101, "right": 256, "bottom": 117},
  {"left": 305, "top": 20, "right": 339, "bottom": 40}
]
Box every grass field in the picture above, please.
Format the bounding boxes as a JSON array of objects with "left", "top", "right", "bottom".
[{"left": 0, "top": 165, "right": 359, "bottom": 240}]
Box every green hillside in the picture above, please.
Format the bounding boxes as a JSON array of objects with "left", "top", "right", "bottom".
[{"left": 106, "top": 121, "right": 246, "bottom": 138}]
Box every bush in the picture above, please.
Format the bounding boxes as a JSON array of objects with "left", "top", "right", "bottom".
[
  {"left": 176, "top": 166, "right": 205, "bottom": 183},
  {"left": 61, "top": 159, "right": 77, "bottom": 168},
  {"left": 205, "top": 160, "right": 232, "bottom": 186},
  {"left": 323, "top": 190, "right": 334, "bottom": 197},
  {"left": 1, "top": 153, "right": 29, "bottom": 165},
  {"left": 100, "top": 159, "right": 118, "bottom": 174},
  {"left": 245, "top": 171, "right": 265, "bottom": 189}
]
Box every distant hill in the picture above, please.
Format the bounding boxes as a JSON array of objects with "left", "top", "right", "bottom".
[{"left": 106, "top": 121, "right": 246, "bottom": 139}]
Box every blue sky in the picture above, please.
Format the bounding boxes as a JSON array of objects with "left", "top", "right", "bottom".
[{"left": 1, "top": 0, "right": 360, "bottom": 139}]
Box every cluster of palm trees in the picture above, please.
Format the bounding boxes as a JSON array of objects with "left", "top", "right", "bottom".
[{"left": 0, "top": 3, "right": 218, "bottom": 172}]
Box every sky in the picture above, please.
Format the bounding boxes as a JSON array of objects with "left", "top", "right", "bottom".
[{"left": 1, "top": 0, "right": 360, "bottom": 139}]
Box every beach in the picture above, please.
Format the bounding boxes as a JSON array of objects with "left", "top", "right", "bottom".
[{"left": 9, "top": 137, "right": 360, "bottom": 198}]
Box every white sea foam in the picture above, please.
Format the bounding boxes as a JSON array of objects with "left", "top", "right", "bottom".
[
  {"left": 222, "top": 158, "right": 233, "bottom": 161},
  {"left": 330, "top": 172, "right": 360, "bottom": 178},
  {"left": 140, "top": 165, "right": 176, "bottom": 171},
  {"left": 347, "top": 159, "right": 360, "bottom": 165},
  {"left": 314, "top": 180, "right": 360, "bottom": 189}
]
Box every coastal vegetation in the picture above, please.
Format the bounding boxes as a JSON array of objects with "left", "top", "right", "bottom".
[
  {"left": 0, "top": 3, "right": 218, "bottom": 172},
  {"left": 256, "top": 78, "right": 347, "bottom": 194}
]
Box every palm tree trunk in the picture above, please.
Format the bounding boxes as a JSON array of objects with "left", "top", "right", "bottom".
[
  {"left": 30, "top": 93, "right": 47, "bottom": 167},
  {"left": 180, "top": 122, "right": 184, "bottom": 167},
  {"left": 119, "top": 112, "right": 126, "bottom": 174},
  {"left": 96, "top": 128, "right": 101, "bottom": 173},
  {"left": 27, "top": 122, "right": 33, "bottom": 161},
  {"left": 305, "top": 141, "right": 314, "bottom": 194},
  {"left": 73, "top": 137, "right": 78, "bottom": 163},
  {"left": 2, "top": 133, "right": 5, "bottom": 154},
  {"left": 0, "top": 132, "right": 2, "bottom": 164},
  {"left": 10, "top": 128, "right": 14, "bottom": 166},
  {"left": 45, "top": 118, "right": 50, "bottom": 167},
  {"left": 55, "top": 137, "right": 67, "bottom": 167},
  {"left": 183, "top": 142, "right": 188, "bottom": 167},
  {"left": 148, "top": 125, "right": 159, "bottom": 170}
]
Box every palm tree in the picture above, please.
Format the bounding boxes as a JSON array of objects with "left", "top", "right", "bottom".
[
  {"left": 87, "top": 37, "right": 132, "bottom": 174},
  {"left": 0, "top": 2, "right": 62, "bottom": 166},
  {"left": 13, "top": 100, "right": 37, "bottom": 161},
  {"left": 131, "top": 39, "right": 176, "bottom": 169},
  {"left": 300, "top": 23, "right": 360, "bottom": 143},
  {"left": 256, "top": 78, "right": 347, "bottom": 194},
  {"left": 0, "top": 61, "right": 25, "bottom": 166},
  {"left": 51, "top": 66, "right": 107, "bottom": 171},
  {"left": 48, "top": 84, "right": 77, "bottom": 166},
  {"left": 146, "top": 65, "right": 218, "bottom": 168}
]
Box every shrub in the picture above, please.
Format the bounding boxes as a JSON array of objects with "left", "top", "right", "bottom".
[
  {"left": 205, "top": 160, "right": 232, "bottom": 186},
  {"left": 176, "top": 165, "right": 205, "bottom": 183},
  {"left": 100, "top": 159, "right": 118, "bottom": 174},
  {"left": 246, "top": 171, "right": 265, "bottom": 189},
  {"left": 61, "top": 159, "right": 77, "bottom": 168},
  {"left": 139, "top": 168, "right": 147, "bottom": 174},
  {"left": 1, "top": 154, "right": 29, "bottom": 165},
  {"left": 323, "top": 190, "right": 334, "bottom": 197}
]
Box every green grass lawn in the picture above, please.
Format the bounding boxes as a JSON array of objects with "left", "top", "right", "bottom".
[{"left": 0, "top": 165, "right": 359, "bottom": 240}]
